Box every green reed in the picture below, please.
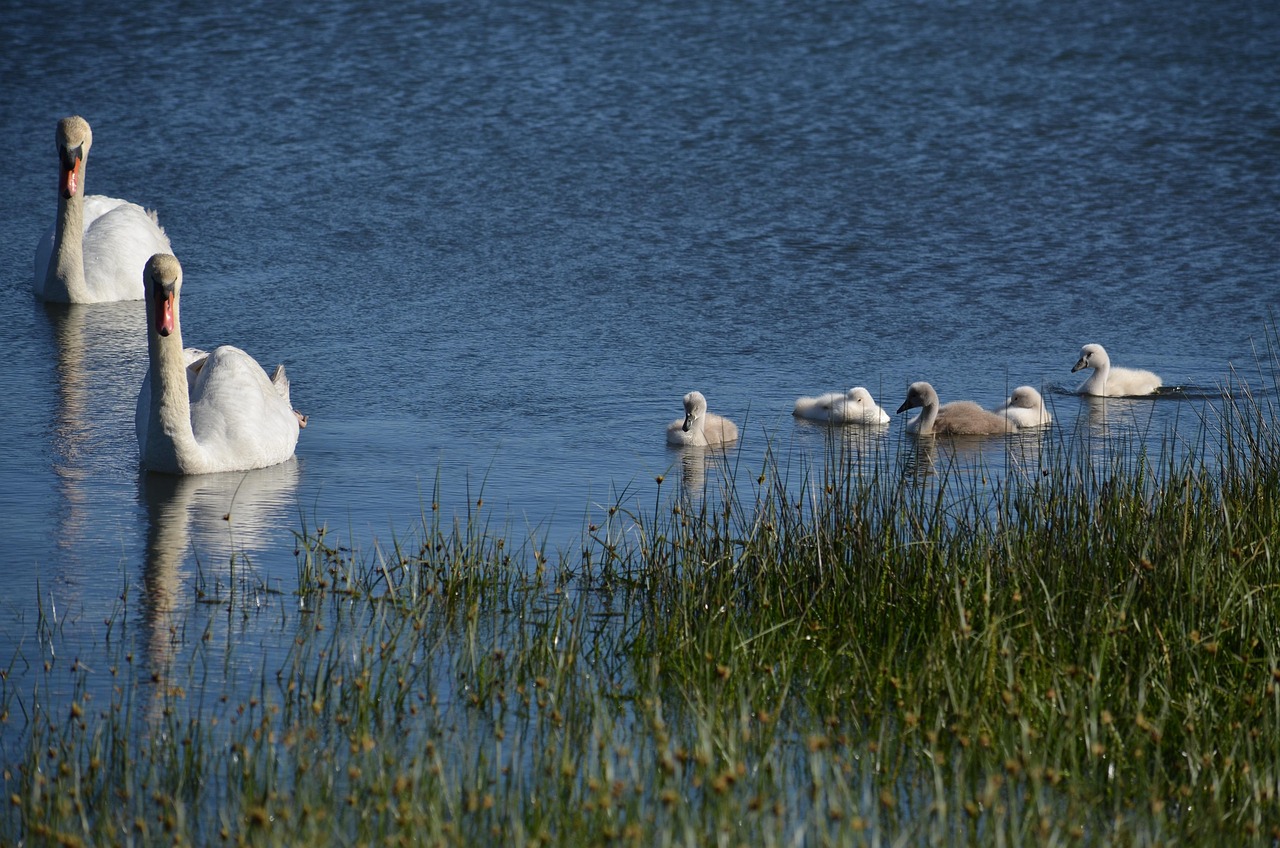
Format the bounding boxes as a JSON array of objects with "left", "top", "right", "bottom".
[{"left": 4, "top": 375, "right": 1280, "bottom": 846}]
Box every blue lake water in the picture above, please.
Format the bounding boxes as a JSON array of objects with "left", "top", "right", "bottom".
[{"left": 1, "top": 0, "right": 1278, "bottom": 756}]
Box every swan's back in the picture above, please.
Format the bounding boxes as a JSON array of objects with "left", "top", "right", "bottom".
[
  {"left": 700, "top": 412, "right": 739, "bottom": 445},
  {"left": 793, "top": 391, "right": 846, "bottom": 420},
  {"left": 1103, "top": 367, "right": 1162, "bottom": 397},
  {"left": 794, "top": 387, "right": 890, "bottom": 424},
  {"left": 189, "top": 345, "right": 300, "bottom": 470},
  {"left": 934, "top": 401, "right": 1016, "bottom": 435},
  {"left": 84, "top": 198, "right": 169, "bottom": 284}
]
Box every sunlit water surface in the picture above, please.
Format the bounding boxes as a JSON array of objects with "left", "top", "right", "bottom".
[{"left": 0, "top": 0, "right": 1277, "bottom": 762}]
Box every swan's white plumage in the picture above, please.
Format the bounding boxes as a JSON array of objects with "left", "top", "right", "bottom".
[
  {"left": 1072, "top": 343, "right": 1161, "bottom": 397},
  {"left": 896, "top": 381, "right": 1015, "bottom": 436},
  {"left": 136, "top": 254, "right": 301, "bottom": 474},
  {"left": 667, "top": 391, "right": 738, "bottom": 447},
  {"left": 793, "top": 387, "right": 891, "bottom": 424},
  {"left": 34, "top": 116, "right": 171, "bottom": 304},
  {"left": 994, "top": 386, "right": 1053, "bottom": 428}
]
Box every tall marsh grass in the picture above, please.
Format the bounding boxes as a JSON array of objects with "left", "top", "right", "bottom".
[{"left": 4, "top": 378, "right": 1280, "bottom": 846}]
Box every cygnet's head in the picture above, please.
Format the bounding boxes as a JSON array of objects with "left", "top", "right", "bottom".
[
  {"left": 1072, "top": 343, "right": 1109, "bottom": 373},
  {"left": 1005, "top": 386, "right": 1044, "bottom": 409},
  {"left": 681, "top": 391, "right": 707, "bottom": 431},
  {"left": 896, "top": 381, "right": 936, "bottom": 414},
  {"left": 847, "top": 387, "right": 875, "bottom": 406}
]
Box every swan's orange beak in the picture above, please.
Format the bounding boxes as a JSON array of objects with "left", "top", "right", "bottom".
[
  {"left": 59, "top": 146, "right": 83, "bottom": 199},
  {"left": 61, "top": 164, "right": 77, "bottom": 198},
  {"left": 155, "top": 289, "right": 176, "bottom": 337}
]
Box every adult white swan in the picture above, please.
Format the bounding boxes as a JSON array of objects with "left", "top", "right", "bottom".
[
  {"left": 136, "top": 254, "right": 305, "bottom": 474},
  {"left": 793, "top": 387, "right": 891, "bottom": 425},
  {"left": 896, "top": 381, "right": 1015, "bottom": 436},
  {"left": 1071, "top": 343, "right": 1161, "bottom": 397},
  {"left": 667, "top": 391, "right": 738, "bottom": 447},
  {"left": 993, "top": 386, "right": 1053, "bottom": 427},
  {"left": 34, "top": 116, "right": 173, "bottom": 303}
]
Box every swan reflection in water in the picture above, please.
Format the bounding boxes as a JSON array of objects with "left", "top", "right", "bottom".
[
  {"left": 1077, "top": 394, "right": 1159, "bottom": 436},
  {"left": 898, "top": 429, "right": 1047, "bottom": 485},
  {"left": 674, "top": 444, "right": 710, "bottom": 507},
  {"left": 667, "top": 438, "right": 747, "bottom": 515},
  {"left": 793, "top": 416, "right": 893, "bottom": 479},
  {"left": 138, "top": 460, "right": 299, "bottom": 716},
  {"left": 44, "top": 300, "right": 146, "bottom": 553}
]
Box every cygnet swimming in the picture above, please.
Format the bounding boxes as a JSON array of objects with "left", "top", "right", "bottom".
[
  {"left": 993, "top": 386, "right": 1053, "bottom": 428},
  {"left": 667, "top": 391, "right": 739, "bottom": 446},
  {"left": 896, "top": 381, "right": 1016, "bottom": 436},
  {"left": 1071, "top": 343, "right": 1161, "bottom": 397},
  {"left": 793, "top": 386, "right": 891, "bottom": 425}
]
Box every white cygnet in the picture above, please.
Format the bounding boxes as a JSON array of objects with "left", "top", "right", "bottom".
[
  {"left": 793, "top": 386, "right": 890, "bottom": 425},
  {"left": 1072, "top": 343, "right": 1161, "bottom": 397},
  {"left": 667, "top": 390, "right": 739, "bottom": 447},
  {"left": 993, "top": 386, "right": 1053, "bottom": 428}
]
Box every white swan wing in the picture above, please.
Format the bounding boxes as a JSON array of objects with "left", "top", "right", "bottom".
[
  {"left": 188, "top": 345, "right": 299, "bottom": 471},
  {"left": 82, "top": 195, "right": 135, "bottom": 228},
  {"left": 80, "top": 198, "right": 171, "bottom": 302}
]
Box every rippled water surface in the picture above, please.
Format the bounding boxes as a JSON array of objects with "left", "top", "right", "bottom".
[{"left": 1, "top": 0, "right": 1278, "bottom": 733}]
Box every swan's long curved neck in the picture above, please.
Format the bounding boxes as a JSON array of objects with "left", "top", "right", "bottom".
[
  {"left": 916, "top": 400, "right": 939, "bottom": 434},
  {"left": 45, "top": 191, "right": 89, "bottom": 302},
  {"left": 1094, "top": 362, "right": 1110, "bottom": 391},
  {"left": 145, "top": 319, "right": 206, "bottom": 474}
]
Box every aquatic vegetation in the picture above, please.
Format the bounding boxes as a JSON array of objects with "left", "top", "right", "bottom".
[{"left": 4, "top": 375, "right": 1280, "bottom": 846}]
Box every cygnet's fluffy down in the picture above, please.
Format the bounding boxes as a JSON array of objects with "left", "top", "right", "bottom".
[
  {"left": 993, "top": 386, "right": 1053, "bottom": 428},
  {"left": 896, "top": 381, "right": 1016, "bottom": 436},
  {"left": 667, "top": 391, "right": 739, "bottom": 446},
  {"left": 1072, "top": 343, "right": 1161, "bottom": 397},
  {"left": 793, "top": 386, "right": 891, "bottom": 425}
]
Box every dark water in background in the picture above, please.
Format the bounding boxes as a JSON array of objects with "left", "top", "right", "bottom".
[{"left": 0, "top": 0, "right": 1277, "bottom": 726}]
